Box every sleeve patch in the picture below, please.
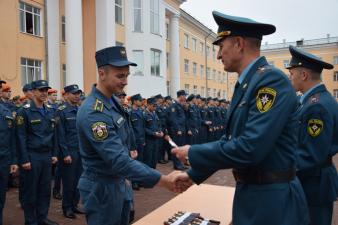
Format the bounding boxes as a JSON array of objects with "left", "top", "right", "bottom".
[
  {"left": 92, "top": 122, "right": 108, "bottom": 141},
  {"left": 256, "top": 87, "right": 277, "bottom": 113},
  {"left": 307, "top": 119, "right": 323, "bottom": 137}
]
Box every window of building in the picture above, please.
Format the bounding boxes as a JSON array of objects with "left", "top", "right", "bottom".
[
  {"left": 150, "top": 49, "right": 161, "bottom": 76},
  {"left": 193, "top": 85, "right": 197, "bottom": 94},
  {"left": 206, "top": 67, "right": 210, "bottom": 79},
  {"left": 193, "top": 62, "right": 197, "bottom": 77},
  {"left": 218, "top": 71, "right": 221, "bottom": 82},
  {"left": 184, "top": 59, "right": 189, "bottom": 73},
  {"left": 333, "top": 56, "right": 338, "bottom": 65},
  {"left": 19, "top": 2, "right": 41, "bottom": 36},
  {"left": 200, "top": 65, "right": 204, "bottom": 78},
  {"left": 166, "top": 52, "right": 169, "bottom": 69},
  {"left": 115, "top": 0, "right": 123, "bottom": 25},
  {"left": 166, "top": 23, "right": 169, "bottom": 40},
  {"left": 213, "top": 89, "right": 217, "bottom": 97},
  {"left": 207, "top": 88, "right": 211, "bottom": 97},
  {"left": 185, "top": 84, "right": 190, "bottom": 94},
  {"left": 212, "top": 69, "right": 216, "bottom": 80},
  {"left": 269, "top": 61, "right": 274, "bottom": 66},
  {"left": 201, "top": 86, "right": 205, "bottom": 97},
  {"left": 184, "top": 33, "right": 189, "bottom": 49},
  {"left": 62, "top": 64, "right": 66, "bottom": 87},
  {"left": 21, "top": 58, "right": 42, "bottom": 85},
  {"left": 212, "top": 46, "right": 216, "bottom": 61},
  {"left": 206, "top": 46, "right": 210, "bottom": 57},
  {"left": 133, "top": 0, "right": 142, "bottom": 32},
  {"left": 116, "top": 41, "right": 124, "bottom": 46},
  {"left": 150, "top": 0, "right": 159, "bottom": 34},
  {"left": 61, "top": 16, "right": 66, "bottom": 42},
  {"left": 283, "top": 60, "right": 290, "bottom": 68},
  {"left": 334, "top": 89, "right": 338, "bottom": 99},
  {"left": 166, "top": 81, "right": 170, "bottom": 95},
  {"left": 192, "top": 38, "right": 197, "bottom": 52},
  {"left": 223, "top": 90, "right": 227, "bottom": 99},
  {"left": 200, "top": 42, "right": 204, "bottom": 54},
  {"left": 334, "top": 71, "right": 338, "bottom": 81},
  {"left": 132, "top": 50, "right": 144, "bottom": 76}
]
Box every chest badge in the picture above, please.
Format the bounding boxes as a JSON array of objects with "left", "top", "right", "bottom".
[
  {"left": 92, "top": 122, "right": 108, "bottom": 141},
  {"left": 16, "top": 116, "right": 24, "bottom": 126},
  {"left": 307, "top": 119, "right": 323, "bottom": 137},
  {"left": 256, "top": 87, "right": 276, "bottom": 113}
]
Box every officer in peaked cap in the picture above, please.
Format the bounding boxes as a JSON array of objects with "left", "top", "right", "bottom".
[
  {"left": 16, "top": 80, "right": 59, "bottom": 225},
  {"left": 172, "top": 11, "right": 309, "bottom": 225},
  {"left": 56, "top": 84, "right": 84, "bottom": 219},
  {"left": 76, "top": 46, "right": 180, "bottom": 225},
  {"left": 287, "top": 46, "right": 338, "bottom": 225}
]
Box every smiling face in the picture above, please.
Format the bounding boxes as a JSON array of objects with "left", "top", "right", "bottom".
[
  {"left": 33, "top": 88, "right": 48, "bottom": 103},
  {"left": 98, "top": 65, "right": 130, "bottom": 95}
]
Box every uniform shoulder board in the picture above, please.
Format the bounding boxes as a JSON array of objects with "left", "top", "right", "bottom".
[
  {"left": 57, "top": 104, "right": 67, "bottom": 111},
  {"left": 46, "top": 104, "right": 53, "bottom": 108},
  {"left": 93, "top": 99, "right": 104, "bottom": 112},
  {"left": 23, "top": 103, "right": 30, "bottom": 109},
  {"left": 257, "top": 65, "right": 273, "bottom": 75}
]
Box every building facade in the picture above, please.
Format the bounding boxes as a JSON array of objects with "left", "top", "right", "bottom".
[
  {"left": 0, "top": 0, "right": 236, "bottom": 99},
  {"left": 261, "top": 37, "right": 338, "bottom": 100}
]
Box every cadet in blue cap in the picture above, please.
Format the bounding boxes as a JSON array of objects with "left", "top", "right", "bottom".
[
  {"left": 56, "top": 84, "right": 84, "bottom": 219},
  {"left": 144, "top": 97, "right": 164, "bottom": 169},
  {"left": 172, "top": 11, "right": 309, "bottom": 225},
  {"left": 16, "top": 80, "right": 59, "bottom": 225},
  {"left": 0, "top": 81, "right": 17, "bottom": 225},
  {"left": 130, "top": 93, "right": 145, "bottom": 190},
  {"left": 166, "top": 90, "right": 187, "bottom": 170},
  {"left": 154, "top": 94, "right": 169, "bottom": 164},
  {"left": 76, "top": 46, "right": 182, "bottom": 225},
  {"left": 287, "top": 46, "right": 338, "bottom": 225},
  {"left": 186, "top": 94, "right": 199, "bottom": 145}
]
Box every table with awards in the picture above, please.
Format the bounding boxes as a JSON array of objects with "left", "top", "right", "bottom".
[{"left": 133, "top": 184, "right": 235, "bottom": 225}]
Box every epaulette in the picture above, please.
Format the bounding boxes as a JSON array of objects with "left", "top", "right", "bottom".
[
  {"left": 57, "top": 104, "right": 67, "bottom": 111},
  {"left": 46, "top": 104, "right": 53, "bottom": 108},
  {"left": 23, "top": 103, "right": 30, "bottom": 108},
  {"left": 257, "top": 65, "right": 273, "bottom": 75},
  {"left": 93, "top": 99, "right": 104, "bottom": 112},
  {"left": 308, "top": 93, "right": 320, "bottom": 104}
]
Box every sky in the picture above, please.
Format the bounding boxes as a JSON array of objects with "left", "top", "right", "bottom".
[{"left": 181, "top": 0, "right": 338, "bottom": 44}]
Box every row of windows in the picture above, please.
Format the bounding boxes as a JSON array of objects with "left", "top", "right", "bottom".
[
  {"left": 132, "top": 49, "right": 162, "bottom": 77},
  {"left": 184, "top": 84, "right": 228, "bottom": 99},
  {"left": 183, "top": 59, "right": 227, "bottom": 82},
  {"left": 183, "top": 33, "right": 218, "bottom": 61}
]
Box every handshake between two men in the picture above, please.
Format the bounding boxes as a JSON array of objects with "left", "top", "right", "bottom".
[{"left": 156, "top": 145, "right": 193, "bottom": 193}]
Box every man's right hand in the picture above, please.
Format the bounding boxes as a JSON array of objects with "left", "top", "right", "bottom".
[
  {"left": 64, "top": 156, "right": 72, "bottom": 164},
  {"left": 22, "top": 162, "right": 31, "bottom": 170}
]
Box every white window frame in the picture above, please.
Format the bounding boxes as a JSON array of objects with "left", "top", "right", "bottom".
[
  {"left": 334, "top": 71, "right": 338, "bottom": 82},
  {"left": 193, "top": 85, "right": 197, "bottom": 95},
  {"left": 115, "top": 0, "right": 124, "bottom": 25},
  {"left": 200, "top": 42, "right": 204, "bottom": 54},
  {"left": 200, "top": 65, "right": 204, "bottom": 78},
  {"left": 193, "top": 62, "right": 197, "bottom": 77},
  {"left": 150, "top": 0, "right": 160, "bottom": 35},
  {"left": 132, "top": 50, "right": 144, "bottom": 76},
  {"left": 185, "top": 84, "right": 190, "bottom": 94},
  {"left": 192, "top": 38, "right": 197, "bottom": 52},
  {"left": 150, "top": 49, "right": 161, "bottom": 76},
  {"left": 21, "top": 58, "right": 42, "bottom": 86},
  {"left": 133, "top": 0, "right": 142, "bottom": 32},
  {"left": 333, "top": 89, "right": 338, "bottom": 99},
  {"left": 333, "top": 56, "right": 338, "bottom": 65},
  {"left": 201, "top": 86, "right": 205, "bottom": 97},
  {"left": 61, "top": 15, "right": 66, "bottom": 43},
  {"left": 184, "top": 33, "right": 189, "bottom": 49},
  {"left": 19, "top": 1, "right": 42, "bottom": 36},
  {"left": 184, "top": 59, "right": 189, "bottom": 74},
  {"left": 62, "top": 64, "right": 66, "bottom": 87}
]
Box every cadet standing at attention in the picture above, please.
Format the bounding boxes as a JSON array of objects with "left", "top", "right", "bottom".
[
  {"left": 56, "top": 84, "right": 84, "bottom": 219},
  {"left": 172, "top": 11, "right": 310, "bottom": 225},
  {"left": 286, "top": 46, "right": 338, "bottom": 225},
  {"left": 16, "top": 80, "right": 58, "bottom": 225},
  {"left": 0, "top": 81, "right": 18, "bottom": 225},
  {"left": 76, "top": 46, "right": 181, "bottom": 225}
]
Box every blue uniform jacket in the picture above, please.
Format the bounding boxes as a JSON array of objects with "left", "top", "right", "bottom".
[
  {"left": 296, "top": 84, "right": 338, "bottom": 204},
  {"left": 166, "top": 102, "right": 186, "bottom": 135},
  {"left": 187, "top": 57, "right": 309, "bottom": 225},
  {"left": 0, "top": 104, "right": 16, "bottom": 164},
  {"left": 56, "top": 102, "right": 79, "bottom": 158},
  {"left": 144, "top": 110, "right": 162, "bottom": 139},
  {"left": 130, "top": 108, "right": 146, "bottom": 145},
  {"left": 76, "top": 85, "right": 161, "bottom": 186},
  {"left": 16, "top": 101, "right": 57, "bottom": 164}
]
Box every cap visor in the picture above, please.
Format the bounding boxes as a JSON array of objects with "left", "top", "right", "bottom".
[
  {"left": 70, "top": 89, "right": 82, "bottom": 94},
  {"left": 108, "top": 60, "right": 137, "bottom": 67}
]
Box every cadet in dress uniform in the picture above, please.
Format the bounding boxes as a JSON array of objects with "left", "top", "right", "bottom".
[
  {"left": 286, "top": 46, "right": 338, "bottom": 225},
  {"left": 172, "top": 11, "right": 309, "bottom": 225},
  {"left": 56, "top": 84, "right": 84, "bottom": 219},
  {"left": 0, "top": 81, "right": 18, "bottom": 225},
  {"left": 154, "top": 94, "right": 169, "bottom": 164},
  {"left": 76, "top": 46, "right": 180, "bottom": 225},
  {"left": 185, "top": 94, "right": 199, "bottom": 145},
  {"left": 16, "top": 80, "right": 58, "bottom": 225}
]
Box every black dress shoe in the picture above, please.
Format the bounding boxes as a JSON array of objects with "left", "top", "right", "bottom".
[
  {"left": 132, "top": 182, "right": 140, "bottom": 191},
  {"left": 39, "top": 218, "right": 59, "bottom": 225},
  {"left": 63, "top": 209, "right": 76, "bottom": 219},
  {"left": 52, "top": 189, "right": 62, "bottom": 200},
  {"left": 72, "top": 206, "right": 85, "bottom": 214},
  {"left": 129, "top": 210, "right": 135, "bottom": 224},
  {"left": 158, "top": 160, "right": 167, "bottom": 164}
]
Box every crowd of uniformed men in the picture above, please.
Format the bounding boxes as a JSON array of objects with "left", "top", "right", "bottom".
[{"left": 0, "top": 75, "right": 229, "bottom": 225}]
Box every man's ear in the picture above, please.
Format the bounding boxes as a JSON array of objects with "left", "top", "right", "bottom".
[{"left": 300, "top": 69, "right": 309, "bottom": 81}]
